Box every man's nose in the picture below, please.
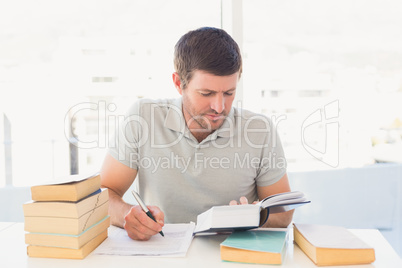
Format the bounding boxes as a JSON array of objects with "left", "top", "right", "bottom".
[{"left": 211, "top": 94, "right": 225, "bottom": 114}]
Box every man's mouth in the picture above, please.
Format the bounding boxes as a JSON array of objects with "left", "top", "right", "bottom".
[{"left": 206, "top": 114, "right": 225, "bottom": 121}]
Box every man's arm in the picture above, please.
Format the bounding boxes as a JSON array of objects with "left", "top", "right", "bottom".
[
  {"left": 257, "top": 173, "right": 294, "bottom": 228},
  {"left": 100, "top": 153, "right": 164, "bottom": 240}
]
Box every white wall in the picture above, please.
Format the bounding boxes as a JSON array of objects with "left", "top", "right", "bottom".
[
  {"left": 0, "top": 186, "right": 31, "bottom": 222},
  {"left": 289, "top": 163, "right": 402, "bottom": 258}
]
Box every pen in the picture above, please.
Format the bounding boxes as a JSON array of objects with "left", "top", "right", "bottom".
[{"left": 131, "top": 190, "right": 164, "bottom": 237}]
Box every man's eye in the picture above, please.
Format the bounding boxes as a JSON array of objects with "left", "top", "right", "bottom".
[
  {"left": 225, "top": 92, "right": 234, "bottom": 96},
  {"left": 200, "top": 92, "right": 211, "bottom": 96}
]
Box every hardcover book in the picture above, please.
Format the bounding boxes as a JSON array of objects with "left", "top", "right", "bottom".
[
  {"left": 27, "top": 230, "right": 108, "bottom": 259},
  {"left": 194, "top": 191, "right": 310, "bottom": 234},
  {"left": 30, "top": 173, "right": 101, "bottom": 202},
  {"left": 293, "top": 223, "right": 376, "bottom": 266},
  {"left": 220, "top": 229, "right": 288, "bottom": 264},
  {"left": 25, "top": 216, "right": 110, "bottom": 249},
  {"left": 23, "top": 188, "right": 109, "bottom": 218},
  {"left": 24, "top": 199, "right": 109, "bottom": 235}
]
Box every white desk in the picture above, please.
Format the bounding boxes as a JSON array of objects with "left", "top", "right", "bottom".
[{"left": 1, "top": 223, "right": 400, "bottom": 268}]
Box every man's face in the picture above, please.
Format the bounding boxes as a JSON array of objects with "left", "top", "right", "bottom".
[{"left": 174, "top": 70, "right": 239, "bottom": 137}]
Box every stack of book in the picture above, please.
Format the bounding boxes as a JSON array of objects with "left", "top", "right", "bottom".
[
  {"left": 220, "top": 229, "right": 289, "bottom": 265},
  {"left": 23, "top": 173, "right": 110, "bottom": 259}
]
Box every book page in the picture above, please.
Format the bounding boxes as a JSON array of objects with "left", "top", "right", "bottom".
[
  {"left": 294, "top": 223, "right": 373, "bottom": 249},
  {"left": 93, "top": 223, "right": 195, "bottom": 257},
  {"left": 259, "top": 191, "right": 305, "bottom": 207},
  {"left": 221, "top": 229, "right": 288, "bottom": 252},
  {"left": 35, "top": 173, "right": 100, "bottom": 186}
]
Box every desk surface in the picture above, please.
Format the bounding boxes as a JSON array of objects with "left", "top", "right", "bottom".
[{"left": 1, "top": 223, "right": 401, "bottom": 268}]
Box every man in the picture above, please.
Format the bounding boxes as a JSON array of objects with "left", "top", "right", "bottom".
[{"left": 101, "top": 27, "right": 293, "bottom": 241}]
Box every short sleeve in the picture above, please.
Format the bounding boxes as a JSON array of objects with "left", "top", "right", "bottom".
[
  {"left": 254, "top": 118, "right": 287, "bottom": 187},
  {"left": 108, "top": 100, "right": 145, "bottom": 169}
]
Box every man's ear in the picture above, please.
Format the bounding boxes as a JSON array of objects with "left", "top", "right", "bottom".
[{"left": 172, "top": 72, "right": 183, "bottom": 95}]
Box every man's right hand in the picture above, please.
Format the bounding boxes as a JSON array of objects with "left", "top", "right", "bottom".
[
  {"left": 123, "top": 205, "right": 165, "bottom": 241},
  {"left": 100, "top": 153, "right": 165, "bottom": 240}
]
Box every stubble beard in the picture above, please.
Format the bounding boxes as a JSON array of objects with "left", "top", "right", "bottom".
[{"left": 184, "top": 106, "right": 227, "bottom": 134}]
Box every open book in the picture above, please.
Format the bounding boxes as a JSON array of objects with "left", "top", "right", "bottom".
[{"left": 194, "top": 191, "right": 310, "bottom": 234}]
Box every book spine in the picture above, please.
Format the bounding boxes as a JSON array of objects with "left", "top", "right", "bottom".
[{"left": 259, "top": 208, "right": 269, "bottom": 227}]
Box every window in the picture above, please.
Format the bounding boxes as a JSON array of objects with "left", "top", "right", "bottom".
[
  {"left": 2, "top": 0, "right": 401, "bottom": 186},
  {"left": 0, "top": 0, "right": 221, "bottom": 186},
  {"left": 243, "top": 0, "right": 402, "bottom": 171}
]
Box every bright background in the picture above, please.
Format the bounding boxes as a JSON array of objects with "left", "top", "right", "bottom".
[{"left": 1, "top": 0, "right": 401, "bottom": 187}]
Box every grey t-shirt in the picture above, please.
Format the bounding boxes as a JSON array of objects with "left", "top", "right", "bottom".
[{"left": 109, "top": 98, "right": 287, "bottom": 223}]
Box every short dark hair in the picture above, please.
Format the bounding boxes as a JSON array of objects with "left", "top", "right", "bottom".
[{"left": 174, "top": 27, "right": 242, "bottom": 89}]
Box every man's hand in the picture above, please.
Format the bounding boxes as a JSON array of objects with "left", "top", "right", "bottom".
[
  {"left": 123, "top": 205, "right": 164, "bottom": 241},
  {"left": 229, "top": 196, "right": 250, "bottom": 205},
  {"left": 229, "top": 196, "right": 259, "bottom": 205}
]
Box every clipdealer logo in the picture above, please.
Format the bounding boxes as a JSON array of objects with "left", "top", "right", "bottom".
[
  {"left": 64, "top": 100, "right": 340, "bottom": 168},
  {"left": 301, "top": 100, "right": 340, "bottom": 168},
  {"left": 64, "top": 101, "right": 284, "bottom": 151}
]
